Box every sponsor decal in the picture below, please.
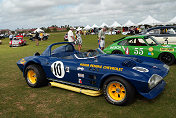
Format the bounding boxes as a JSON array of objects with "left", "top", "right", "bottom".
[
  {"left": 65, "top": 67, "right": 69, "bottom": 73},
  {"left": 148, "top": 52, "right": 154, "bottom": 56},
  {"left": 160, "top": 48, "right": 174, "bottom": 52},
  {"left": 78, "top": 79, "right": 82, "bottom": 84},
  {"left": 149, "top": 47, "right": 154, "bottom": 52},
  {"left": 80, "top": 63, "right": 123, "bottom": 71},
  {"left": 20, "top": 59, "right": 26, "bottom": 65},
  {"left": 110, "top": 46, "right": 121, "bottom": 49},
  {"left": 78, "top": 73, "right": 84, "bottom": 78},
  {"left": 77, "top": 67, "right": 84, "bottom": 71},
  {"left": 125, "top": 47, "right": 129, "bottom": 55},
  {"left": 51, "top": 61, "right": 65, "bottom": 78}
]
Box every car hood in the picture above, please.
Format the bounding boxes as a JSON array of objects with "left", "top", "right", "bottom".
[
  {"left": 97, "top": 54, "right": 142, "bottom": 67},
  {"left": 160, "top": 44, "right": 176, "bottom": 48}
]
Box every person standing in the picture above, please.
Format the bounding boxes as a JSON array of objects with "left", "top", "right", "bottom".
[
  {"left": 76, "top": 29, "right": 82, "bottom": 52},
  {"left": 98, "top": 26, "right": 107, "bottom": 50},
  {"left": 67, "top": 27, "right": 75, "bottom": 46},
  {"left": 35, "top": 32, "right": 39, "bottom": 46},
  {"left": 9, "top": 34, "right": 13, "bottom": 40}
]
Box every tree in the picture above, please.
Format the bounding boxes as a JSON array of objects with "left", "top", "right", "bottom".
[{"left": 45, "top": 27, "right": 51, "bottom": 33}]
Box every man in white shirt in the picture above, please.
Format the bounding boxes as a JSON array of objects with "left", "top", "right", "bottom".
[
  {"left": 67, "top": 27, "right": 75, "bottom": 45},
  {"left": 98, "top": 26, "right": 107, "bottom": 50},
  {"left": 9, "top": 34, "right": 13, "bottom": 40}
]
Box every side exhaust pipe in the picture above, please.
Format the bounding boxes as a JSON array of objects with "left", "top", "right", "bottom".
[{"left": 49, "top": 82, "right": 102, "bottom": 96}]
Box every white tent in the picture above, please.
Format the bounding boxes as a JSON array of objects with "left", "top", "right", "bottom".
[
  {"left": 92, "top": 24, "right": 99, "bottom": 28},
  {"left": 83, "top": 25, "right": 91, "bottom": 30},
  {"left": 76, "top": 27, "right": 82, "bottom": 31},
  {"left": 100, "top": 22, "right": 109, "bottom": 28},
  {"left": 138, "top": 15, "right": 161, "bottom": 26},
  {"left": 123, "top": 20, "right": 136, "bottom": 27},
  {"left": 167, "top": 16, "right": 176, "bottom": 25},
  {"left": 33, "top": 28, "right": 44, "bottom": 33},
  {"left": 110, "top": 21, "right": 121, "bottom": 28}
]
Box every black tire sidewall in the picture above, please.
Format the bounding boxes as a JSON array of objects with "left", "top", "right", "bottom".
[
  {"left": 112, "top": 50, "right": 123, "bottom": 54},
  {"left": 25, "top": 64, "right": 47, "bottom": 88},
  {"left": 103, "top": 76, "right": 135, "bottom": 106},
  {"left": 159, "top": 52, "right": 175, "bottom": 65}
]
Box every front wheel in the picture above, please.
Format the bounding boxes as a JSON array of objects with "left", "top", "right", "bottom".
[
  {"left": 25, "top": 64, "right": 48, "bottom": 88},
  {"left": 159, "top": 53, "right": 175, "bottom": 65},
  {"left": 103, "top": 76, "right": 135, "bottom": 106}
]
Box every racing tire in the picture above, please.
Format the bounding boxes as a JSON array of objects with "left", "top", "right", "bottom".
[
  {"left": 159, "top": 52, "right": 175, "bottom": 66},
  {"left": 112, "top": 50, "right": 123, "bottom": 54},
  {"left": 25, "top": 64, "right": 48, "bottom": 88},
  {"left": 103, "top": 76, "right": 135, "bottom": 106}
]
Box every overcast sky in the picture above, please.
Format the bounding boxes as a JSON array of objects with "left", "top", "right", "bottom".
[{"left": 0, "top": 0, "right": 176, "bottom": 30}]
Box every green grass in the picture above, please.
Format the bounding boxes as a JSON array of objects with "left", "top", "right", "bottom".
[{"left": 0, "top": 32, "right": 176, "bottom": 118}]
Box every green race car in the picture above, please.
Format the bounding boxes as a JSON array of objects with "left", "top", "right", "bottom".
[{"left": 104, "top": 35, "right": 176, "bottom": 65}]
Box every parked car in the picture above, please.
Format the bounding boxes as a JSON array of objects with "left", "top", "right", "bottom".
[
  {"left": 9, "top": 37, "right": 26, "bottom": 47},
  {"left": 141, "top": 26, "right": 176, "bottom": 44},
  {"left": 17, "top": 42, "right": 169, "bottom": 106},
  {"left": 104, "top": 35, "right": 176, "bottom": 65}
]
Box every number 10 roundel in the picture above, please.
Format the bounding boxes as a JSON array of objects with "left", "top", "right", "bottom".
[{"left": 51, "top": 61, "right": 65, "bottom": 78}]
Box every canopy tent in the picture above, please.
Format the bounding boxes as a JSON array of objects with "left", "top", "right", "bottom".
[
  {"left": 76, "top": 27, "right": 82, "bottom": 31},
  {"left": 33, "top": 28, "right": 44, "bottom": 33},
  {"left": 110, "top": 21, "right": 121, "bottom": 28},
  {"left": 123, "top": 20, "right": 136, "bottom": 27},
  {"left": 100, "top": 22, "right": 109, "bottom": 28},
  {"left": 167, "top": 16, "right": 176, "bottom": 25},
  {"left": 83, "top": 25, "right": 91, "bottom": 30},
  {"left": 92, "top": 24, "right": 99, "bottom": 28},
  {"left": 138, "top": 15, "right": 161, "bottom": 26}
]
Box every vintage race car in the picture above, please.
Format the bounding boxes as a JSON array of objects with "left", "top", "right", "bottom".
[
  {"left": 104, "top": 35, "right": 176, "bottom": 65},
  {"left": 17, "top": 42, "right": 169, "bottom": 105},
  {"left": 9, "top": 37, "right": 26, "bottom": 47}
]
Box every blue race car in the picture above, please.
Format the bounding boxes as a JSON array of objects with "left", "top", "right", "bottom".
[{"left": 17, "top": 42, "right": 169, "bottom": 106}]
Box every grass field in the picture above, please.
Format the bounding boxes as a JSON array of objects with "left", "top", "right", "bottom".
[{"left": 0, "top": 32, "right": 176, "bottom": 118}]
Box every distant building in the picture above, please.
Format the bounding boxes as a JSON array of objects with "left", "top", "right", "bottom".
[
  {"left": 48, "top": 27, "right": 67, "bottom": 32},
  {"left": 0, "top": 29, "right": 11, "bottom": 34},
  {"left": 15, "top": 28, "right": 36, "bottom": 33}
]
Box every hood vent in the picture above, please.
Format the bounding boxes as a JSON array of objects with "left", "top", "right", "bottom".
[
  {"left": 131, "top": 57, "right": 143, "bottom": 63},
  {"left": 122, "top": 60, "right": 136, "bottom": 67}
]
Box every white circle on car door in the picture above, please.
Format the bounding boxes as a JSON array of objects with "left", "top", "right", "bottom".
[{"left": 51, "top": 61, "right": 65, "bottom": 78}]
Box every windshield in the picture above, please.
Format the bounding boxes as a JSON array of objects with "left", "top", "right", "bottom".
[
  {"left": 75, "top": 48, "right": 104, "bottom": 59},
  {"left": 144, "top": 36, "right": 160, "bottom": 46}
]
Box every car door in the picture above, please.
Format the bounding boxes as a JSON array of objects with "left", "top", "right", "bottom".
[{"left": 122, "top": 38, "right": 149, "bottom": 57}]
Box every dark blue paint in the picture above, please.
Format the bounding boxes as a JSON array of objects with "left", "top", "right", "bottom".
[{"left": 17, "top": 42, "right": 169, "bottom": 99}]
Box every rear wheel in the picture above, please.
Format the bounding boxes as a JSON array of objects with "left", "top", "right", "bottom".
[
  {"left": 112, "top": 50, "right": 123, "bottom": 54},
  {"left": 25, "top": 64, "right": 48, "bottom": 88},
  {"left": 159, "top": 52, "right": 175, "bottom": 65},
  {"left": 103, "top": 76, "right": 135, "bottom": 106}
]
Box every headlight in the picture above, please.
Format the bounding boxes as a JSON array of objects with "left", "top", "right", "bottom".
[
  {"left": 132, "top": 67, "right": 149, "bottom": 72},
  {"left": 148, "top": 74, "right": 163, "bottom": 89},
  {"left": 163, "top": 64, "right": 169, "bottom": 70}
]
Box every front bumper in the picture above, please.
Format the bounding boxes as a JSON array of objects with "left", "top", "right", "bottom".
[{"left": 139, "top": 80, "right": 166, "bottom": 99}]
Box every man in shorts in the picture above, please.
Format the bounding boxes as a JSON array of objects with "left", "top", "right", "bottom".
[
  {"left": 68, "top": 27, "right": 75, "bottom": 46},
  {"left": 98, "top": 26, "right": 107, "bottom": 50}
]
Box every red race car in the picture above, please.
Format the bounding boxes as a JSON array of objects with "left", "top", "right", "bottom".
[{"left": 9, "top": 37, "right": 26, "bottom": 47}]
